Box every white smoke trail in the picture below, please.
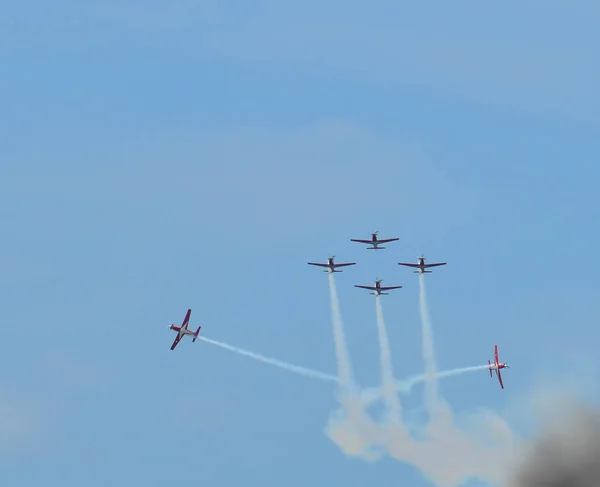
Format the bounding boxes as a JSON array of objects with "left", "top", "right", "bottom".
[
  {"left": 197, "top": 336, "right": 338, "bottom": 383},
  {"left": 325, "top": 273, "right": 387, "bottom": 459},
  {"left": 383, "top": 273, "right": 516, "bottom": 487},
  {"left": 374, "top": 295, "right": 403, "bottom": 424},
  {"left": 401, "top": 364, "right": 491, "bottom": 392},
  {"left": 419, "top": 272, "right": 440, "bottom": 412},
  {"left": 335, "top": 273, "right": 518, "bottom": 487},
  {"left": 328, "top": 272, "right": 355, "bottom": 388},
  {"left": 360, "top": 364, "right": 491, "bottom": 405}
]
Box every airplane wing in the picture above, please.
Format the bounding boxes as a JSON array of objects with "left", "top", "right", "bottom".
[
  {"left": 423, "top": 263, "right": 447, "bottom": 268},
  {"left": 376, "top": 238, "right": 399, "bottom": 243},
  {"left": 398, "top": 263, "right": 420, "bottom": 268},
  {"left": 181, "top": 309, "right": 192, "bottom": 331},
  {"left": 170, "top": 333, "right": 183, "bottom": 351},
  {"left": 307, "top": 262, "right": 328, "bottom": 267},
  {"left": 494, "top": 345, "right": 499, "bottom": 365},
  {"left": 379, "top": 285, "right": 403, "bottom": 290},
  {"left": 496, "top": 369, "right": 504, "bottom": 389},
  {"left": 333, "top": 262, "right": 356, "bottom": 267},
  {"left": 350, "top": 239, "right": 372, "bottom": 244},
  {"left": 355, "top": 285, "right": 376, "bottom": 290}
]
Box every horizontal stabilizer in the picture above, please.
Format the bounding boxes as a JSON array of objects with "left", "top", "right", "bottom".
[{"left": 192, "top": 325, "right": 202, "bottom": 342}]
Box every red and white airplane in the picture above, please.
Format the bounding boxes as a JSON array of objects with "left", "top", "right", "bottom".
[
  {"left": 307, "top": 256, "right": 356, "bottom": 273},
  {"left": 487, "top": 344, "right": 509, "bottom": 389},
  {"left": 168, "top": 308, "right": 201, "bottom": 351},
  {"left": 351, "top": 231, "right": 399, "bottom": 250},
  {"left": 355, "top": 279, "right": 403, "bottom": 296},
  {"left": 398, "top": 255, "right": 447, "bottom": 274}
]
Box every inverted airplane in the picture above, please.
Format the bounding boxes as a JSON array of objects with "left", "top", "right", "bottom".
[
  {"left": 398, "top": 255, "right": 447, "bottom": 274},
  {"left": 355, "top": 279, "right": 403, "bottom": 296},
  {"left": 350, "top": 231, "right": 399, "bottom": 250},
  {"left": 168, "top": 308, "right": 201, "bottom": 351},
  {"left": 487, "top": 344, "right": 509, "bottom": 389},
  {"left": 307, "top": 256, "right": 356, "bottom": 273}
]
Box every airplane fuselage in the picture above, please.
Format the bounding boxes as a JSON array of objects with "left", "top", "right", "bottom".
[
  {"left": 488, "top": 363, "right": 507, "bottom": 371},
  {"left": 414, "top": 259, "right": 426, "bottom": 273},
  {"left": 412, "top": 259, "right": 434, "bottom": 273},
  {"left": 351, "top": 232, "right": 398, "bottom": 250},
  {"left": 308, "top": 257, "right": 354, "bottom": 272},
  {"left": 370, "top": 283, "right": 384, "bottom": 295},
  {"left": 169, "top": 325, "right": 196, "bottom": 336}
]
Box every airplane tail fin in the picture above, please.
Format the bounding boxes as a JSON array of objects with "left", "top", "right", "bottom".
[
  {"left": 488, "top": 360, "right": 492, "bottom": 377},
  {"left": 192, "top": 326, "right": 201, "bottom": 342}
]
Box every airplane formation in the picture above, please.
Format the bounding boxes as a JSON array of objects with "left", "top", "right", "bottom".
[{"left": 166, "top": 230, "right": 509, "bottom": 389}]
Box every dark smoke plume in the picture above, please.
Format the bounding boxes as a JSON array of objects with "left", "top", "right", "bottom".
[{"left": 509, "top": 403, "right": 600, "bottom": 487}]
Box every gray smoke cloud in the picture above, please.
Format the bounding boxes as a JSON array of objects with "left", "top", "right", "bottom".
[{"left": 508, "top": 403, "right": 600, "bottom": 487}]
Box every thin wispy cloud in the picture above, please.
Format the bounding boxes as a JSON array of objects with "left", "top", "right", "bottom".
[
  {"left": 5, "top": 2, "right": 599, "bottom": 120},
  {"left": 31, "top": 1, "right": 594, "bottom": 121},
  {"left": 0, "top": 387, "right": 48, "bottom": 455},
  {"left": 1, "top": 121, "right": 477, "bottom": 246},
  {"left": 169, "top": 390, "right": 238, "bottom": 434}
]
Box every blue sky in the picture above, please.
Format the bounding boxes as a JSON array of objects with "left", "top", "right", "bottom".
[{"left": 2, "top": 1, "right": 600, "bottom": 486}]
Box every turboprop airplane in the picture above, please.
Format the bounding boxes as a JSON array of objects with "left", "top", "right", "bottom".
[
  {"left": 168, "top": 308, "right": 201, "bottom": 351},
  {"left": 398, "top": 255, "right": 446, "bottom": 274},
  {"left": 354, "top": 279, "right": 402, "bottom": 296},
  {"left": 307, "top": 256, "right": 356, "bottom": 273},
  {"left": 487, "top": 344, "right": 509, "bottom": 389},
  {"left": 350, "top": 231, "right": 399, "bottom": 250}
]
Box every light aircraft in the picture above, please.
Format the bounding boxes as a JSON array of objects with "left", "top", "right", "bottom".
[
  {"left": 168, "top": 308, "right": 201, "bottom": 351},
  {"left": 350, "top": 231, "right": 399, "bottom": 250},
  {"left": 307, "top": 256, "right": 356, "bottom": 273},
  {"left": 355, "top": 279, "right": 403, "bottom": 296},
  {"left": 398, "top": 255, "right": 447, "bottom": 274},
  {"left": 487, "top": 344, "right": 509, "bottom": 389}
]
